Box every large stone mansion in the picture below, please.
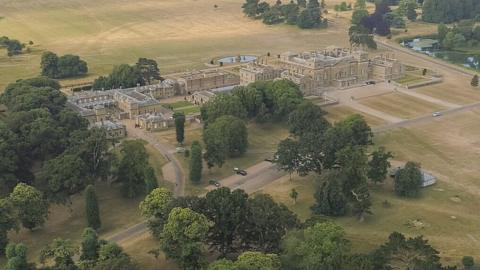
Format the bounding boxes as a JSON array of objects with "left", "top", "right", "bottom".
[
  {"left": 67, "top": 47, "right": 404, "bottom": 135},
  {"left": 240, "top": 47, "right": 404, "bottom": 95}
]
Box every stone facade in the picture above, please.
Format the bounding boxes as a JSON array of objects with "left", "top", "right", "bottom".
[
  {"left": 135, "top": 108, "right": 174, "bottom": 131},
  {"left": 92, "top": 120, "right": 127, "bottom": 139},
  {"left": 240, "top": 62, "right": 282, "bottom": 86},
  {"left": 177, "top": 70, "right": 239, "bottom": 94},
  {"left": 239, "top": 47, "right": 404, "bottom": 96},
  {"left": 186, "top": 90, "right": 216, "bottom": 105}
]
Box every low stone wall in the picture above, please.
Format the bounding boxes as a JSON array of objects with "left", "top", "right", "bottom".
[{"left": 405, "top": 77, "right": 443, "bottom": 89}]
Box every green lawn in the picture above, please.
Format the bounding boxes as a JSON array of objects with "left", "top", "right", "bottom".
[
  {"left": 162, "top": 101, "right": 200, "bottom": 115},
  {"left": 394, "top": 73, "right": 429, "bottom": 85}
]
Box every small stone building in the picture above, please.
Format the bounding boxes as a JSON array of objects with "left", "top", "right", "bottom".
[
  {"left": 177, "top": 70, "right": 239, "bottom": 94},
  {"left": 92, "top": 120, "right": 127, "bottom": 139}
]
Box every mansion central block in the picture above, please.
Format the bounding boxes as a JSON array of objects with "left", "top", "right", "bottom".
[{"left": 240, "top": 47, "right": 404, "bottom": 96}]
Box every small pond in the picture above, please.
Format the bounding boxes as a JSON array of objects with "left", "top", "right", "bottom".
[
  {"left": 401, "top": 38, "right": 480, "bottom": 71},
  {"left": 218, "top": 55, "right": 257, "bottom": 64}
]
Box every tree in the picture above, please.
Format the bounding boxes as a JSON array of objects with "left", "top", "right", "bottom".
[
  {"left": 37, "top": 152, "right": 88, "bottom": 204},
  {"left": 351, "top": 184, "right": 372, "bottom": 222},
  {"left": 405, "top": 2, "right": 417, "bottom": 21},
  {"left": 297, "top": 0, "right": 306, "bottom": 8},
  {"left": 287, "top": 101, "right": 330, "bottom": 138},
  {"left": 174, "top": 112, "right": 186, "bottom": 145},
  {"left": 161, "top": 207, "right": 211, "bottom": 270},
  {"left": 336, "top": 146, "right": 369, "bottom": 196},
  {"left": 94, "top": 242, "right": 138, "bottom": 270},
  {"left": 354, "top": 0, "right": 366, "bottom": 9},
  {"left": 394, "top": 161, "right": 423, "bottom": 197},
  {"left": 242, "top": 0, "right": 260, "bottom": 17},
  {"left": 40, "top": 51, "right": 59, "bottom": 78},
  {"left": 263, "top": 7, "right": 283, "bottom": 25},
  {"left": 275, "top": 138, "right": 301, "bottom": 179},
  {"left": 367, "top": 147, "right": 393, "bottom": 184},
  {"left": 85, "top": 185, "right": 101, "bottom": 230},
  {"left": 0, "top": 36, "right": 23, "bottom": 56},
  {"left": 203, "top": 115, "right": 248, "bottom": 168},
  {"left": 437, "top": 23, "right": 449, "bottom": 42},
  {"left": 352, "top": 8, "right": 369, "bottom": 25},
  {"left": 117, "top": 140, "right": 150, "bottom": 198},
  {"left": 4, "top": 243, "right": 35, "bottom": 270},
  {"left": 189, "top": 141, "right": 203, "bottom": 183},
  {"left": 57, "top": 54, "right": 88, "bottom": 78},
  {"left": 203, "top": 187, "right": 249, "bottom": 255},
  {"left": 312, "top": 170, "right": 348, "bottom": 216},
  {"left": 371, "top": 232, "right": 450, "bottom": 269},
  {"left": 92, "top": 64, "right": 144, "bottom": 90},
  {"left": 136, "top": 58, "right": 160, "bottom": 84},
  {"left": 40, "top": 238, "right": 79, "bottom": 270},
  {"left": 471, "top": 74, "right": 479, "bottom": 87},
  {"left": 208, "top": 251, "right": 280, "bottom": 270},
  {"left": 9, "top": 183, "right": 49, "bottom": 230},
  {"left": 201, "top": 94, "right": 247, "bottom": 124},
  {"left": 462, "top": 256, "right": 475, "bottom": 270},
  {"left": 0, "top": 122, "right": 19, "bottom": 195},
  {"left": 0, "top": 199, "right": 18, "bottom": 255},
  {"left": 232, "top": 86, "right": 264, "bottom": 118},
  {"left": 235, "top": 252, "right": 281, "bottom": 270},
  {"left": 242, "top": 194, "right": 298, "bottom": 252},
  {"left": 139, "top": 188, "right": 174, "bottom": 239},
  {"left": 40, "top": 51, "right": 88, "bottom": 79},
  {"left": 289, "top": 188, "right": 298, "bottom": 204},
  {"left": 144, "top": 166, "right": 158, "bottom": 194},
  {"left": 281, "top": 222, "right": 350, "bottom": 270},
  {"left": 80, "top": 227, "right": 100, "bottom": 262}
]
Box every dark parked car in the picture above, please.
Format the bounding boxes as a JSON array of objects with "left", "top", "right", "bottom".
[
  {"left": 234, "top": 167, "right": 247, "bottom": 176},
  {"left": 208, "top": 179, "right": 221, "bottom": 187}
]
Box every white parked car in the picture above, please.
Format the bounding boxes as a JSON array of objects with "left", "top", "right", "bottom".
[{"left": 432, "top": 112, "right": 442, "bottom": 117}]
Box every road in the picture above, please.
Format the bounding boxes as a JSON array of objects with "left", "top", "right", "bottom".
[{"left": 125, "top": 122, "right": 185, "bottom": 197}]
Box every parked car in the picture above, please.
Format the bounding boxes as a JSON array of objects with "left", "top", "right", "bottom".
[
  {"left": 208, "top": 179, "right": 221, "bottom": 187},
  {"left": 176, "top": 147, "right": 186, "bottom": 153},
  {"left": 233, "top": 167, "right": 247, "bottom": 176},
  {"left": 432, "top": 112, "right": 442, "bottom": 117}
]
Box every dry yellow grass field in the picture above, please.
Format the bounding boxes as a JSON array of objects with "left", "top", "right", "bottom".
[
  {"left": 358, "top": 92, "right": 446, "bottom": 119},
  {"left": 0, "top": 0, "right": 351, "bottom": 90},
  {"left": 323, "top": 105, "right": 387, "bottom": 126},
  {"left": 260, "top": 109, "right": 480, "bottom": 265}
]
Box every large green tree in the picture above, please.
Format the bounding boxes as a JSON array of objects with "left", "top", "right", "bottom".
[
  {"left": 281, "top": 222, "right": 350, "bottom": 270},
  {"left": 136, "top": 57, "right": 161, "bottom": 84},
  {"left": 92, "top": 64, "right": 144, "bottom": 90},
  {"left": 0, "top": 199, "right": 18, "bottom": 255},
  {"left": 189, "top": 141, "right": 203, "bottom": 183},
  {"left": 37, "top": 152, "right": 88, "bottom": 204},
  {"left": 40, "top": 238, "right": 79, "bottom": 270},
  {"left": 242, "top": 194, "right": 298, "bottom": 252},
  {"left": 367, "top": 147, "right": 393, "bottom": 184},
  {"left": 4, "top": 243, "right": 35, "bottom": 270},
  {"left": 312, "top": 170, "right": 348, "bottom": 217},
  {"left": 80, "top": 227, "right": 100, "bottom": 262},
  {"left": 174, "top": 112, "right": 186, "bottom": 145},
  {"left": 161, "top": 207, "right": 211, "bottom": 270},
  {"left": 203, "top": 115, "right": 248, "bottom": 168},
  {"left": 116, "top": 140, "right": 152, "bottom": 198},
  {"left": 287, "top": 101, "right": 330, "bottom": 138},
  {"left": 85, "top": 185, "right": 101, "bottom": 230},
  {"left": 94, "top": 242, "right": 138, "bottom": 270},
  {"left": 394, "top": 161, "right": 422, "bottom": 197},
  {"left": 203, "top": 187, "right": 249, "bottom": 255},
  {"left": 371, "top": 232, "right": 450, "bottom": 269},
  {"left": 139, "top": 188, "right": 174, "bottom": 239},
  {"left": 201, "top": 94, "right": 247, "bottom": 124},
  {"left": 9, "top": 183, "right": 49, "bottom": 230}
]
